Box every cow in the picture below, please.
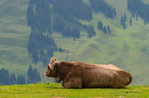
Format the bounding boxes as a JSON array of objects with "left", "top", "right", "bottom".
[{"left": 44, "top": 57, "right": 132, "bottom": 88}]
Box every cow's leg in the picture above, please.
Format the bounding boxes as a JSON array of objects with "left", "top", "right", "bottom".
[{"left": 63, "top": 78, "right": 82, "bottom": 89}]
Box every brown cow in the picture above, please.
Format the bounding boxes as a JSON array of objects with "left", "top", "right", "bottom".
[{"left": 44, "top": 57, "right": 132, "bottom": 88}]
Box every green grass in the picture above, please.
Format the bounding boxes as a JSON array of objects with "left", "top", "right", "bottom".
[{"left": 0, "top": 83, "right": 149, "bottom": 98}]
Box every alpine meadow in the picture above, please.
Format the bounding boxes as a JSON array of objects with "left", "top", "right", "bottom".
[{"left": 0, "top": 0, "right": 149, "bottom": 97}]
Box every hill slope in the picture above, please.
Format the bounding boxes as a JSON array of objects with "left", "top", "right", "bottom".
[
  {"left": 0, "top": 0, "right": 31, "bottom": 74},
  {"left": 0, "top": 83, "right": 149, "bottom": 98},
  {"left": 1, "top": 0, "right": 149, "bottom": 85}
]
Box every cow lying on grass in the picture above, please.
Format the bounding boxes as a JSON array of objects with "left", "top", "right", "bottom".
[{"left": 44, "top": 58, "right": 132, "bottom": 89}]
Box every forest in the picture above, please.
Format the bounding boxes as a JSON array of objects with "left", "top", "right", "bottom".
[{"left": 0, "top": 65, "right": 40, "bottom": 85}]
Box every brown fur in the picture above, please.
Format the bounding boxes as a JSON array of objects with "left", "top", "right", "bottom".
[{"left": 44, "top": 58, "right": 132, "bottom": 88}]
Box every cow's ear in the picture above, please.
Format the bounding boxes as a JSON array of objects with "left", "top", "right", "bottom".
[
  {"left": 49, "top": 57, "right": 58, "bottom": 70},
  {"left": 53, "top": 57, "right": 57, "bottom": 61},
  {"left": 51, "top": 57, "right": 58, "bottom": 62}
]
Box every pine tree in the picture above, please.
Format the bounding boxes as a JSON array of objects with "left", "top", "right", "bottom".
[
  {"left": 87, "top": 25, "right": 96, "bottom": 38},
  {"left": 107, "top": 25, "right": 111, "bottom": 33},
  {"left": 130, "top": 18, "right": 132, "bottom": 26},
  {"left": 120, "top": 14, "right": 127, "bottom": 29},
  {"left": 10, "top": 73, "right": 16, "bottom": 84},
  {"left": 97, "top": 21, "right": 103, "bottom": 30},
  {"left": 27, "top": 65, "right": 41, "bottom": 83},
  {"left": 17, "top": 75, "right": 26, "bottom": 84},
  {"left": 27, "top": 65, "right": 33, "bottom": 83},
  {"left": 0, "top": 69, "right": 10, "bottom": 85},
  {"left": 103, "top": 26, "right": 107, "bottom": 34}
]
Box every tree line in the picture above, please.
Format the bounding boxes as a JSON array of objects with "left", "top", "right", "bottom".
[
  {"left": 0, "top": 65, "right": 41, "bottom": 85},
  {"left": 97, "top": 21, "right": 111, "bottom": 34},
  {"left": 120, "top": 13, "right": 127, "bottom": 29},
  {"left": 90, "top": 0, "right": 116, "bottom": 19},
  {"left": 128, "top": 0, "right": 149, "bottom": 24},
  {"left": 28, "top": 33, "right": 57, "bottom": 65}
]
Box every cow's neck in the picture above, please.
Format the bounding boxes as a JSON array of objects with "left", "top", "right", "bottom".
[{"left": 57, "top": 62, "right": 73, "bottom": 80}]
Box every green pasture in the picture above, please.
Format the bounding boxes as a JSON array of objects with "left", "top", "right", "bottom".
[{"left": 0, "top": 83, "right": 149, "bottom": 98}]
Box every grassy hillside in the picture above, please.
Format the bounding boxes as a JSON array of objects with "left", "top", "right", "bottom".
[
  {"left": 0, "top": 0, "right": 31, "bottom": 74},
  {"left": 0, "top": 83, "right": 149, "bottom": 98},
  {"left": 0, "top": 0, "right": 149, "bottom": 85}
]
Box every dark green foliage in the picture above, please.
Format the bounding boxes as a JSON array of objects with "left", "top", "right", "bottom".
[
  {"left": 107, "top": 25, "right": 111, "bottom": 34},
  {"left": 86, "top": 25, "right": 96, "bottom": 38},
  {"left": 27, "top": 0, "right": 57, "bottom": 64},
  {"left": 62, "top": 27, "right": 80, "bottom": 38},
  {"left": 27, "top": 65, "right": 41, "bottom": 84},
  {"left": 53, "top": 17, "right": 66, "bottom": 33},
  {"left": 71, "top": 28, "right": 80, "bottom": 38},
  {"left": 128, "top": 0, "right": 149, "bottom": 23},
  {"left": 53, "top": 16, "right": 81, "bottom": 38},
  {"left": 62, "top": 28, "right": 71, "bottom": 37},
  {"left": 17, "top": 75, "right": 26, "bottom": 84},
  {"left": 120, "top": 13, "right": 127, "bottom": 29},
  {"left": 27, "top": 65, "right": 33, "bottom": 77},
  {"left": 58, "top": 48, "right": 68, "bottom": 53},
  {"left": 97, "top": 21, "right": 103, "bottom": 30},
  {"left": 53, "top": 0, "right": 92, "bottom": 21},
  {"left": 0, "top": 69, "right": 25, "bottom": 85},
  {"left": 0, "top": 69, "right": 10, "bottom": 85},
  {"left": 90, "top": 0, "right": 116, "bottom": 18},
  {"left": 10, "top": 73, "right": 16, "bottom": 84},
  {"left": 130, "top": 18, "right": 132, "bottom": 26},
  {"left": 28, "top": 33, "right": 57, "bottom": 64},
  {"left": 103, "top": 26, "right": 107, "bottom": 34},
  {"left": 27, "top": 0, "right": 92, "bottom": 32},
  {"left": 0, "top": 65, "right": 41, "bottom": 85},
  {"left": 27, "top": 0, "right": 52, "bottom": 33},
  {"left": 124, "top": 13, "right": 127, "bottom": 21},
  {"left": 0, "top": 67, "right": 41, "bottom": 85},
  {"left": 97, "top": 21, "right": 111, "bottom": 34}
]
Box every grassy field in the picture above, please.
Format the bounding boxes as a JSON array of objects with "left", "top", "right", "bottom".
[{"left": 0, "top": 83, "right": 149, "bottom": 98}]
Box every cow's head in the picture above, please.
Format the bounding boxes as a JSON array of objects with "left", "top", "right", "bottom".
[{"left": 43, "top": 57, "right": 59, "bottom": 78}]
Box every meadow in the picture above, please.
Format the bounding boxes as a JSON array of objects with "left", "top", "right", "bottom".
[{"left": 0, "top": 83, "right": 149, "bottom": 98}]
